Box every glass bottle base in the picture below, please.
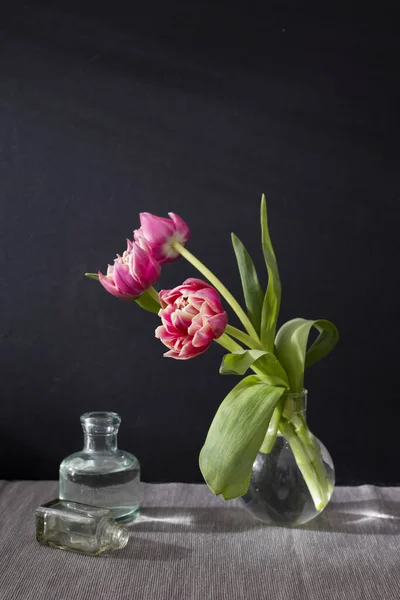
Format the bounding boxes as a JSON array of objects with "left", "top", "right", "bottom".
[
  {"left": 59, "top": 453, "right": 142, "bottom": 525},
  {"left": 113, "top": 504, "right": 141, "bottom": 524},
  {"left": 240, "top": 436, "right": 335, "bottom": 526}
]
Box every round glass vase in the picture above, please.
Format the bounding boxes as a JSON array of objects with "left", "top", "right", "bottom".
[
  {"left": 240, "top": 391, "right": 335, "bottom": 526},
  {"left": 59, "top": 412, "right": 141, "bottom": 524}
]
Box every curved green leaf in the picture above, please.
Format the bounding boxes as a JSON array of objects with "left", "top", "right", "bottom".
[
  {"left": 260, "top": 194, "right": 281, "bottom": 351},
  {"left": 199, "top": 376, "right": 286, "bottom": 500},
  {"left": 305, "top": 320, "right": 340, "bottom": 368},
  {"left": 135, "top": 289, "right": 161, "bottom": 314},
  {"left": 275, "top": 318, "right": 339, "bottom": 392},
  {"left": 220, "top": 349, "right": 267, "bottom": 375},
  {"left": 254, "top": 353, "right": 290, "bottom": 387},
  {"left": 231, "top": 233, "right": 264, "bottom": 334},
  {"left": 220, "top": 350, "right": 289, "bottom": 387}
]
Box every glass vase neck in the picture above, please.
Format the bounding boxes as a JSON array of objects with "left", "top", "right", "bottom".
[
  {"left": 81, "top": 412, "right": 120, "bottom": 453},
  {"left": 282, "top": 390, "right": 307, "bottom": 416}
]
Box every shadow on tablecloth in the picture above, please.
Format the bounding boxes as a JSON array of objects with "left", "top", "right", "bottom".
[
  {"left": 131, "top": 500, "right": 400, "bottom": 536},
  {"left": 301, "top": 499, "right": 400, "bottom": 535},
  {"left": 132, "top": 507, "right": 263, "bottom": 533}
]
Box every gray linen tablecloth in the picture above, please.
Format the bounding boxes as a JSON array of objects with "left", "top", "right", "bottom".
[{"left": 0, "top": 481, "right": 399, "bottom": 600}]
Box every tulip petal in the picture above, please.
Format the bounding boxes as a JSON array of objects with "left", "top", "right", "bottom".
[
  {"left": 161, "top": 318, "right": 180, "bottom": 336},
  {"left": 139, "top": 212, "right": 175, "bottom": 242},
  {"left": 187, "top": 313, "right": 203, "bottom": 336},
  {"left": 133, "top": 229, "right": 152, "bottom": 254},
  {"left": 195, "top": 288, "right": 223, "bottom": 313},
  {"left": 163, "top": 348, "right": 185, "bottom": 359},
  {"left": 158, "top": 288, "right": 182, "bottom": 307},
  {"left": 206, "top": 312, "right": 228, "bottom": 337},
  {"left": 113, "top": 262, "right": 141, "bottom": 297},
  {"left": 155, "top": 276, "right": 226, "bottom": 359},
  {"left": 182, "top": 278, "right": 209, "bottom": 290},
  {"left": 180, "top": 340, "right": 209, "bottom": 358},
  {"left": 169, "top": 213, "right": 190, "bottom": 243},
  {"left": 155, "top": 326, "right": 178, "bottom": 348},
  {"left": 160, "top": 241, "right": 180, "bottom": 261},
  {"left": 133, "top": 212, "right": 190, "bottom": 265},
  {"left": 128, "top": 243, "right": 161, "bottom": 289},
  {"left": 99, "top": 271, "right": 133, "bottom": 300},
  {"left": 192, "top": 323, "right": 214, "bottom": 348},
  {"left": 172, "top": 309, "right": 194, "bottom": 332}
]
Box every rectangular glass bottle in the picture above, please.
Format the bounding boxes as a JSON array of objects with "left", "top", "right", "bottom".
[{"left": 36, "top": 499, "right": 129, "bottom": 556}]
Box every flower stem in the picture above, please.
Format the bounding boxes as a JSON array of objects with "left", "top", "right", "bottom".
[
  {"left": 147, "top": 286, "right": 161, "bottom": 304},
  {"left": 173, "top": 242, "right": 261, "bottom": 344},
  {"left": 259, "top": 398, "right": 284, "bottom": 453},
  {"left": 225, "top": 325, "right": 262, "bottom": 349},
  {"left": 289, "top": 414, "right": 332, "bottom": 504},
  {"left": 279, "top": 419, "right": 325, "bottom": 511},
  {"left": 215, "top": 333, "right": 243, "bottom": 353}
]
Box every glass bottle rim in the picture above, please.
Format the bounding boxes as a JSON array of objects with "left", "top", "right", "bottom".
[
  {"left": 282, "top": 389, "right": 307, "bottom": 399},
  {"left": 80, "top": 412, "right": 121, "bottom": 434},
  {"left": 282, "top": 389, "right": 307, "bottom": 413}
]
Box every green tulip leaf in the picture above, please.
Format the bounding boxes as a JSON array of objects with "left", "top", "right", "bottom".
[
  {"left": 231, "top": 233, "right": 264, "bottom": 334},
  {"left": 220, "top": 349, "right": 268, "bottom": 375},
  {"left": 305, "top": 320, "right": 340, "bottom": 368},
  {"left": 260, "top": 194, "right": 281, "bottom": 351},
  {"left": 220, "top": 350, "right": 289, "bottom": 387},
  {"left": 275, "top": 318, "right": 339, "bottom": 392},
  {"left": 199, "top": 376, "right": 286, "bottom": 500},
  {"left": 135, "top": 289, "right": 161, "bottom": 314},
  {"left": 253, "top": 352, "right": 290, "bottom": 387},
  {"left": 85, "top": 272, "right": 100, "bottom": 281}
]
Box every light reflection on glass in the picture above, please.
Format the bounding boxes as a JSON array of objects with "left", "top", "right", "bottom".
[{"left": 136, "top": 512, "right": 194, "bottom": 526}]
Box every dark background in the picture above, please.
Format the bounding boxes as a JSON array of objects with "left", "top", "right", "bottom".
[{"left": 1, "top": 2, "right": 399, "bottom": 484}]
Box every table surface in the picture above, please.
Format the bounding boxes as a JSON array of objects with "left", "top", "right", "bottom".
[{"left": 1, "top": 482, "right": 399, "bottom": 600}]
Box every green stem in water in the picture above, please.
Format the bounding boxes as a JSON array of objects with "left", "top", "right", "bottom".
[
  {"left": 225, "top": 324, "right": 262, "bottom": 349},
  {"left": 173, "top": 242, "right": 261, "bottom": 344},
  {"left": 259, "top": 397, "right": 284, "bottom": 453},
  {"left": 290, "top": 414, "right": 332, "bottom": 502},
  {"left": 279, "top": 419, "right": 325, "bottom": 511},
  {"left": 281, "top": 396, "right": 331, "bottom": 505},
  {"left": 147, "top": 286, "right": 161, "bottom": 304}
]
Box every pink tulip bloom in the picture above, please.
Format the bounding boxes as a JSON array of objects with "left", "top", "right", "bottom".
[
  {"left": 99, "top": 241, "right": 161, "bottom": 300},
  {"left": 134, "top": 212, "right": 190, "bottom": 265},
  {"left": 155, "top": 278, "right": 228, "bottom": 359}
]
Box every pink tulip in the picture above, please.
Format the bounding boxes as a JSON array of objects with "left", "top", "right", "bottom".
[
  {"left": 155, "top": 278, "right": 228, "bottom": 359},
  {"left": 99, "top": 241, "right": 161, "bottom": 300},
  {"left": 134, "top": 212, "right": 190, "bottom": 265}
]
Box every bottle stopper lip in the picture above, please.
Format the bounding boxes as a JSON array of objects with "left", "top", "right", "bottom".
[
  {"left": 80, "top": 412, "right": 121, "bottom": 434},
  {"left": 114, "top": 525, "right": 129, "bottom": 549},
  {"left": 104, "top": 522, "right": 130, "bottom": 549}
]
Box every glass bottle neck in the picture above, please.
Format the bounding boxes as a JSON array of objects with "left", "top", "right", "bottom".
[
  {"left": 83, "top": 433, "right": 118, "bottom": 453},
  {"left": 80, "top": 412, "right": 121, "bottom": 454},
  {"left": 103, "top": 520, "right": 129, "bottom": 549},
  {"left": 282, "top": 390, "right": 307, "bottom": 420}
]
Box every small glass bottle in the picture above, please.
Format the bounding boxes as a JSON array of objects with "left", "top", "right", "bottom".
[
  {"left": 59, "top": 412, "right": 141, "bottom": 524},
  {"left": 36, "top": 499, "right": 129, "bottom": 555}
]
